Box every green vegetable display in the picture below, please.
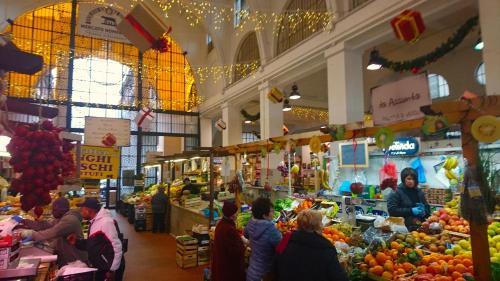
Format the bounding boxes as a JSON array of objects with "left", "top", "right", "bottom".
[
  {"left": 237, "top": 212, "right": 252, "bottom": 230},
  {"left": 274, "top": 198, "right": 293, "bottom": 212}
]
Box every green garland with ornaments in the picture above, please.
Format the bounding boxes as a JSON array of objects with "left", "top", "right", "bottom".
[
  {"left": 375, "top": 16, "right": 479, "bottom": 73},
  {"left": 241, "top": 109, "right": 260, "bottom": 122}
]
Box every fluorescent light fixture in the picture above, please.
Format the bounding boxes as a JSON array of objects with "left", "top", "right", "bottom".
[
  {"left": 190, "top": 156, "right": 201, "bottom": 160},
  {"left": 367, "top": 49, "right": 383, "bottom": 70},
  {"left": 289, "top": 84, "right": 300, "bottom": 100},
  {"left": 244, "top": 119, "right": 252, "bottom": 124},
  {"left": 173, "top": 158, "right": 187, "bottom": 162}
]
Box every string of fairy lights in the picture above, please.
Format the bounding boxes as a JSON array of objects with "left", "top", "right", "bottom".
[
  {"left": 290, "top": 106, "right": 328, "bottom": 122},
  {"left": 5, "top": 0, "right": 334, "bottom": 114},
  {"left": 89, "top": 0, "right": 336, "bottom": 33}
]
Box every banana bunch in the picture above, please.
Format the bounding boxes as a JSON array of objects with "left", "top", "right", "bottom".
[
  {"left": 445, "top": 197, "right": 460, "bottom": 211},
  {"left": 443, "top": 157, "right": 459, "bottom": 181},
  {"left": 319, "top": 169, "right": 331, "bottom": 190},
  {"left": 443, "top": 156, "right": 459, "bottom": 170}
]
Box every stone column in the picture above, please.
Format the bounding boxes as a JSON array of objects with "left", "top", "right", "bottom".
[
  {"left": 259, "top": 81, "right": 283, "bottom": 139},
  {"left": 259, "top": 81, "right": 284, "bottom": 185},
  {"left": 479, "top": 0, "right": 500, "bottom": 96},
  {"left": 199, "top": 117, "right": 213, "bottom": 147},
  {"left": 221, "top": 102, "right": 242, "bottom": 146},
  {"left": 325, "top": 43, "right": 365, "bottom": 125}
]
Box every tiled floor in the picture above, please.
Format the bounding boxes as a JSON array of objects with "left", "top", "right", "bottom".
[{"left": 115, "top": 212, "right": 205, "bottom": 281}]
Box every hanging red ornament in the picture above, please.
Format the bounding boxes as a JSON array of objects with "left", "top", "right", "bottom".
[
  {"left": 8, "top": 121, "right": 76, "bottom": 212},
  {"left": 411, "top": 67, "right": 420, "bottom": 74},
  {"left": 390, "top": 10, "right": 426, "bottom": 43}
]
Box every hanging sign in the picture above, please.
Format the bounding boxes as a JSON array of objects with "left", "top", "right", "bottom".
[
  {"left": 77, "top": 3, "right": 129, "bottom": 43},
  {"left": 371, "top": 74, "right": 431, "bottom": 126},
  {"left": 84, "top": 117, "right": 131, "bottom": 147},
  {"left": 387, "top": 137, "right": 420, "bottom": 156},
  {"left": 80, "top": 145, "right": 120, "bottom": 179}
]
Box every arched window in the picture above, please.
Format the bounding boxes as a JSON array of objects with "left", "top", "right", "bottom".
[
  {"left": 276, "top": 0, "right": 327, "bottom": 56},
  {"left": 427, "top": 74, "right": 450, "bottom": 99},
  {"left": 233, "top": 32, "right": 260, "bottom": 83},
  {"left": 475, "top": 62, "right": 486, "bottom": 85},
  {"left": 7, "top": 3, "right": 200, "bottom": 193}
]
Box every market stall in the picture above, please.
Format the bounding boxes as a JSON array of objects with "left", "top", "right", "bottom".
[
  {"left": 122, "top": 149, "right": 222, "bottom": 235},
  {"left": 212, "top": 96, "right": 500, "bottom": 281}
]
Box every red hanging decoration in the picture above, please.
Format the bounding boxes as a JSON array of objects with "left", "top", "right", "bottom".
[
  {"left": 390, "top": 10, "right": 426, "bottom": 43},
  {"left": 152, "top": 27, "right": 172, "bottom": 53},
  {"left": 7, "top": 120, "right": 76, "bottom": 214}
]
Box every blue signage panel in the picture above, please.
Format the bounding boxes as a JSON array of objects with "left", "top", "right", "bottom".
[{"left": 387, "top": 137, "right": 419, "bottom": 156}]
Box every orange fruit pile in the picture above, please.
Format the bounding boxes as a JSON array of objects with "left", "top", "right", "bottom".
[
  {"left": 359, "top": 250, "right": 473, "bottom": 280},
  {"left": 322, "top": 227, "right": 351, "bottom": 244}
]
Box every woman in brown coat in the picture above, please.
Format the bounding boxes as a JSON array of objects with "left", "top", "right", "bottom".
[{"left": 211, "top": 201, "right": 245, "bottom": 281}]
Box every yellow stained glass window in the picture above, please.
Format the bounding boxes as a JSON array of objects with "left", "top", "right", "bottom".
[{"left": 5, "top": 3, "right": 196, "bottom": 112}]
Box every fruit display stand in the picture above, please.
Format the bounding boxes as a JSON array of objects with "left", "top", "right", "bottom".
[
  {"left": 213, "top": 96, "right": 500, "bottom": 281},
  {"left": 158, "top": 149, "right": 218, "bottom": 234}
]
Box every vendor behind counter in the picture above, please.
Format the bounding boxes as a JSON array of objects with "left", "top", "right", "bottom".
[
  {"left": 387, "top": 167, "right": 431, "bottom": 231},
  {"left": 181, "top": 178, "right": 200, "bottom": 195}
]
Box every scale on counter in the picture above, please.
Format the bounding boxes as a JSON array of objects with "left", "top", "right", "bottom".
[{"left": 341, "top": 196, "right": 363, "bottom": 225}]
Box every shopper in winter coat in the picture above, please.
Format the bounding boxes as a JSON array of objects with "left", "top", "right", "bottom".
[
  {"left": 151, "top": 186, "right": 168, "bottom": 233},
  {"left": 244, "top": 197, "right": 282, "bottom": 281},
  {"left": 20, "top": 197, "right": 88, "bottom": 267},
  {"left": 387, "top": 167, "right": 431, "bottom": 231},
  {"left": 211, "top": 201, "right": 245, "bottom": 281},
  {"left": 75, "top": 198, "right": 125, "bottom": 281},
  {"left": 275, "top": 210, "right": 349, "bottom": 281}
]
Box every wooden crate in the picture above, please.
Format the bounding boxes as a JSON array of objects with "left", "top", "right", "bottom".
[
  {"left": 176, "top": 252, "right": 197, "bottom": 269},
  {"left": 146, "top": 213, "right": 153, "bottom": 231}
]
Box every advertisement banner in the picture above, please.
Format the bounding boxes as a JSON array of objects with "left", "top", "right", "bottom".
[
  {"left": 80, "top": 145, "right": 120, "bottom": 179},
  {"left": 371, "top": 74, "right": 431, "bottom": 126},
  {"left": 77, "top": 3, "right": 129, "bottom": 43},
  {"left": 84, "top": 117, "right": 131, "bottom": 147}
]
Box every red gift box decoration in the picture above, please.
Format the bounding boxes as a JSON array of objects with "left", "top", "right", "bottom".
[
  {"left": 117, "top": 3, "right": 172, "bottom": 53},
  {"left": 390, "top": 10, "right": 425, "bottom": 43}
]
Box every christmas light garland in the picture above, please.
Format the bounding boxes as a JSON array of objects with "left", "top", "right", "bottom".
[
  {"left": 290, "top": 106, "right": 328, "bottom": 122},
  {"left": 88, "top": 0, "right": 335, "bottom": 33},
  {"left": 375, "top": 16, "right": 479, "bottom": 73},
  {"left": 241, "top": 109, "right": 260, "bottom": 122}
]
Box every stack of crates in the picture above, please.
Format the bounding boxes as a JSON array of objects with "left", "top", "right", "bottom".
[
  {"left": 134, "top": 205, "right": 147, "bottom": 231},
  {"left": 192, "top": 225, "right": 210, "bottom": 266},
  {"left": 176, "top": 235, "right": 198, "bottom": 269}
]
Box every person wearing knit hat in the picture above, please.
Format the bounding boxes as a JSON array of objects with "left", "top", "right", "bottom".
[
  {"left": 19, "top": 197, "right": 88, "bottom": 267},
  {"left": 222, "top": 200, "right": 238, "bottom": 218},
  {"left": 211, "top": 201, "right": 245, "bottom": 281}
]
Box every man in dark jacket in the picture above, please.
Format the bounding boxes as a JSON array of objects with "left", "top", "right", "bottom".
[
  {"left": 151, "top": 185, "right": 168, "bottom": 233},
  {"left": 211, "top": 201, "right": 245, "bottom": 281},
  {"left": 276, "top": 210, "right": 348, "bottom": 281},
  {"left": 387, "top": 167, "right": 431, "bottom": 231},
  {"left": 20, "top": 197, "right": 88, "bottom": 267}
]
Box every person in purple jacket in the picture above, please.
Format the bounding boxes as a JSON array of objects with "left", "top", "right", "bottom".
[{"left": 244, "top": 197, "right": 282, "bottom": 281}]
